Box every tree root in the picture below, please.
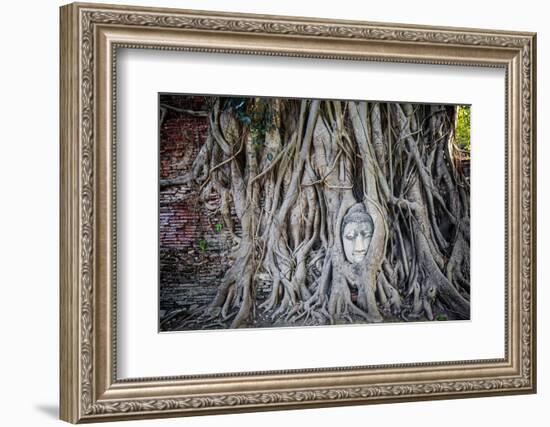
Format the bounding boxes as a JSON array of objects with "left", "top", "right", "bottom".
[{"left": 160, "top": 98, "right": 471, "bottom": 330}]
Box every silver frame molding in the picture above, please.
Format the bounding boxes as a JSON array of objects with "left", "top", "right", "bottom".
[{"left": 60, "top": 2, "right": 537, "bottom": 423}]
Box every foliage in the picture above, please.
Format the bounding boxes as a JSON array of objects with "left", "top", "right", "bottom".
[
  {"left": 226, "top": 97, "right": 276, "bottom": 144},
  {"left": 198, "top": 239, "right": 208, "bottom": 251},
  {"left": 455, "top": 105, "right": 471, "bottom": 152}
]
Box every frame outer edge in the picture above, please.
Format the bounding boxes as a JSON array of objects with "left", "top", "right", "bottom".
[
  {"left": 60, "top": 3, "right": 81, "bottom": 424},
  {"left": 67, "top": 1, "right": 536, "bottom": 37},
  {"left": 59, "top": 2, "right": 537, "bottom": 422},
  {"left": 529, "top": 33, "right": 537, "bottom": 393}
]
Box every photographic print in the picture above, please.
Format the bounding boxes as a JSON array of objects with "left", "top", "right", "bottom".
[{"left": 159, "top": 94, "right": 471, "bottom": 332}]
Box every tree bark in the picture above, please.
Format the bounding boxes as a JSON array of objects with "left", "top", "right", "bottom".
[{"left": 161, "top": 97, "right": 471, "bottom": 330}]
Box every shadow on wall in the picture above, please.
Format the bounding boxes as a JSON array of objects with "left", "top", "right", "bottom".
[{"left": 35, "top": 404, "right": 58, "bottom": 419}]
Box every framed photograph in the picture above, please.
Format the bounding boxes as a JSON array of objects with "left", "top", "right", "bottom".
[{"left": 60, "top": 2, "right": 537, "bottom": 423}]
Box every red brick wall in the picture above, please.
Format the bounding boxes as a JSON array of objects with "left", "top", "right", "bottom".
[
  {"left": 159, "top": 95, "right": 231, "bottom": 318},
  {"left": 159, "top": 95, "right": 210, "bottom": 248}
]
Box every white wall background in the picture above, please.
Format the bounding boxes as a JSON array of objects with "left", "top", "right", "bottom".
[{"left": 0, "top": 0, "right": 545, "bottom": 425}]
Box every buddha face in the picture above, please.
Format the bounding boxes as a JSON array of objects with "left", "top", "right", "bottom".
[{"left": 342, "top": 220, "right": 373, "bottom": 264}]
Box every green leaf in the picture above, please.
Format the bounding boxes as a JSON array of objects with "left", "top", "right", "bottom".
[
  {"left": 435, "top": 314, "right": 448, "bottom": 321},
  {"left": 215, "top": 223, "right": 223, "bottom": 232},
  {"left": 198, "top": 239, "right": 208, "bottom": 251},
  {"left": 267, "top": 153, "right": 273, "bottom": 161}
]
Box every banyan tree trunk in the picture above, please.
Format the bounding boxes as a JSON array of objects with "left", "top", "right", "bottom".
[{"left": 161, "top": 97, "right": 470, "bottom": 329}]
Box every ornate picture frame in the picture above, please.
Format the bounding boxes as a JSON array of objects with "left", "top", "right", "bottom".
[{"left": 60, "top": 2, "right": 536, "bottom": 423}]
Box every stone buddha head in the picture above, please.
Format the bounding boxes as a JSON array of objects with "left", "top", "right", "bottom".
[{"left": 341, "top": 203, "right": 374, "bottom": 264}]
